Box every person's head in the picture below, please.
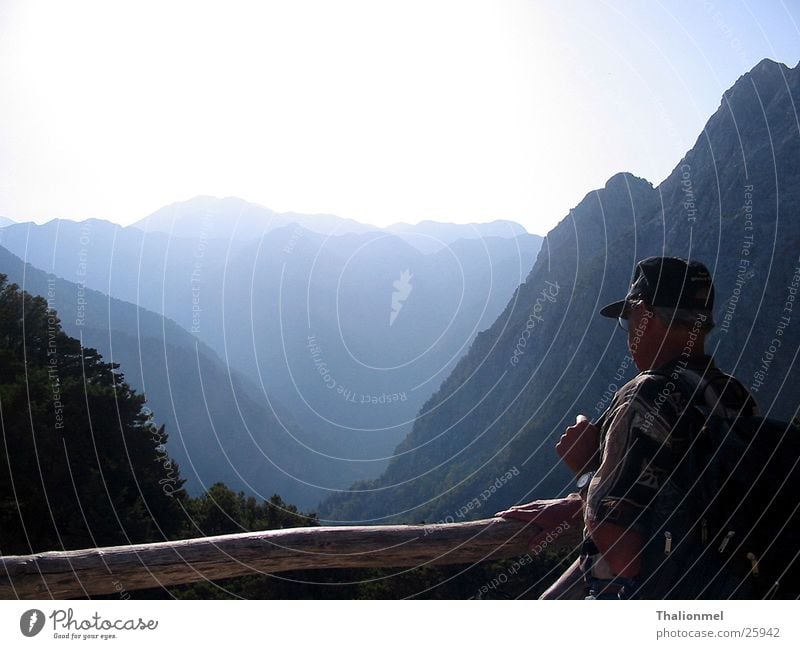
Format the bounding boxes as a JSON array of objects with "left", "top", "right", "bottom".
[{"left": 600, "top": 257, "right": 715, "bottom": 370}]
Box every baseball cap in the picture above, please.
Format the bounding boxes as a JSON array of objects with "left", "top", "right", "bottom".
[{"left": 599, "top": 257, "right": 715, "bottom": 320}]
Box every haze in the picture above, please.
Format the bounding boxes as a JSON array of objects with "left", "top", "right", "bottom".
[{"left": 0, "top": 0, "right": 799, "bottom": 234}]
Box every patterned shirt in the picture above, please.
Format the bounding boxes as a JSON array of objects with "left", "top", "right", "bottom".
[{"left": 583, "top": 355, "right": 757, "bottom": 575}]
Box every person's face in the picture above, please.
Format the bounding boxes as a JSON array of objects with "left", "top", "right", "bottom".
[{"left": 625, "top": 302, "right": 660, "bottom": 370}]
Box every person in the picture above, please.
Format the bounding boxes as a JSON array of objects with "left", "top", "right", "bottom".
[{"left": 496, "top": 256, "right": 757, "bottom": 599}]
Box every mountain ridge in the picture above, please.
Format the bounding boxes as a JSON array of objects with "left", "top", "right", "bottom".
[
  {"left": 319, "top": 57, "right": 800, "bottom": 524},
  {"left": 130, "top": 195, "right": 538, "bottom": 246}
]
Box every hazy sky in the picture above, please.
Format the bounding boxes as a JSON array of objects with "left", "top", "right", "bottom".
[{"left": 0, "top": 1, "right": 799, "bottom": 235}]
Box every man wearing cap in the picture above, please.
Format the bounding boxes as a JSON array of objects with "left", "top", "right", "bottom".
[{"left": 497, "top": 256, "right": 757, "bottom": 599}]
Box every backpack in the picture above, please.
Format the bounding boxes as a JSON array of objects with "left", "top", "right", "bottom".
[{"left": 636, "top": 369, "right": 800, "bottom": 599}]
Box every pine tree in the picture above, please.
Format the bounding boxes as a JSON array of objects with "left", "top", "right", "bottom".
[{"left": 0, "top": 274, "right": 188, "bottom": 554}]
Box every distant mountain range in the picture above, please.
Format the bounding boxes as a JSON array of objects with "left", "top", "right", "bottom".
[
  {"left": 130, "top": 194, "right": 531, "bottom": 253},
  {"left": 384, "top": 220, "right": 529, "bottom": 253},
  {"left": 0, "top": 202, "right": 541, "bottom": 508},
  {"left": 131, "top": 195, "right": 376, "bottom": 241},
  {"left": 320, "top": 58, "right": 800, "bottom": 524}
]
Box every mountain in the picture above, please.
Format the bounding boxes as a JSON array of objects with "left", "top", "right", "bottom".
[
  {"left": 0, "top": 244, "right": 333, "bottom": 509},
  {"left": 0, "top": 216, "right": 541, "bottom": 497},
  {"left": 0, "top": 218, "right": 237, "bottom": 317},
  {"left": 319, "top": 58, "right": 800, "bottom": 524},
  {"left": 195, "top": 226, "right": 541, "bottom": 466},
  {"left": 132, "top": 196, "right": 538, "bottom": 250},
  {"left": 386, "top": 220, "right": 530, "bottom": 253},
  {"left": 132, "top": 195, "right": 375, "bottom": 240},
  {"left": 0, "top": 216, "right": 15, "bottom": 227}
]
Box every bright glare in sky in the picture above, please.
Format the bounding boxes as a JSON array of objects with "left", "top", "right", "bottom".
[{"left": 0, "top": 1, "right": 799, "bottom": 234}]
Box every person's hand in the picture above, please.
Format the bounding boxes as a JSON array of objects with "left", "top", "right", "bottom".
[
  {"left": 495, "top": 495, "right": 583, "bottom": 548},
  {"left": 586, "top": 519, "right": 644, "bottom": 578},
  {"left": 556, "top": 414, "right": 600, "bottom": 476}
]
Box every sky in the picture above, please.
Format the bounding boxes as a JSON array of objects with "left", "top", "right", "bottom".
[{"left": 0, "top": 0, "right": 799, "bottom": 235}]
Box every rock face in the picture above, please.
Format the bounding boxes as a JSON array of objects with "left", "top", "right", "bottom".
[{"left": 320, "top": 58, "right": 800, "bottom": 524}]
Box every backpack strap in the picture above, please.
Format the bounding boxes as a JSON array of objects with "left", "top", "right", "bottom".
[{"left": 648, "top": 365, "right": 758, "bottom": 419}]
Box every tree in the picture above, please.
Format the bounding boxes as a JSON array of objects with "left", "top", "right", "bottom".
[{"left": 0, "top": 274, "right": 188, "bottom": 554}]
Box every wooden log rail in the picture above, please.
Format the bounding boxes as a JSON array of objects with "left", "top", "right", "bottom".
[{"left": 0, "top": 514, "right": 581, "bottom": 599}]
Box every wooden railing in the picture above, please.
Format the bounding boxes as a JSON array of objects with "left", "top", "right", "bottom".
[{"left": 0, "top": 513, "right": 581, "bottom": 599}]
